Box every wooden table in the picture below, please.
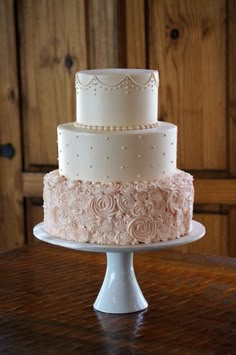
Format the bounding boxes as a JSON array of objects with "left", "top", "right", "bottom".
[{"left": 0, "top": 243, "right": 235, "bottom": 354}]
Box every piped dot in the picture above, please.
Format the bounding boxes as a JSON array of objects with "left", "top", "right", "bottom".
[
  {"left": 171, "top": 160, "right": 174, "bottom": 163},
  {"left": 77, "top": 154, "right": 79, "bottom": 157},
  {"left": 105, "top": 175, "right": 109, "bottom": 179},
  {"left": 137, "top": 174, "right": 141, "bottom": 178},
  {"left": 105, "top": 136, "right": 109, "bottom": 140},
  {"left": 164, "top": 134, "right": 166, "bottom": 137},
  {"left": 163, "top": 152, "right": 166, "bottom": 156},
  {"left": 171, "top": 142, "right": 174, "bottom": 145},
  {"left": 66, "top": 144, "right": 69, "bottom": 147},
  {"left": 138, "top": 135, "right": 142, "bottom": 139},
  {"left": 137, "top": 154, "right": 141, "bottom": 158},
  {"left": 121, "top": 146, "right": 127, "bottom": 150},
  {"left": 121, "top": 166, "right": 125, "bottom": 169},
  {"left": 76, "top": 136, "right": 79, "bottom": 139},
  {"left": 152, "top": 145, "right": 156, "bottom": 149},
  {"left": 90, "top": 146, "right": 93, "bottom": 149},
  {"left": 90, "top": 165, "right": 93, "bottom": 168},
  {"left": 105, "top": 156, "right": 109, "bottom": 160}
]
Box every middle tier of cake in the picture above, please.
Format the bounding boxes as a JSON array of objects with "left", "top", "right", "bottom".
[{"left": 58, "top": 122, "right": 177, "bottom": 183}]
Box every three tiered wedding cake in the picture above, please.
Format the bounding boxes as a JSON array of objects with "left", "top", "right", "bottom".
[{"left": 43, "top": 69, "right": 194, "bottom": 245}]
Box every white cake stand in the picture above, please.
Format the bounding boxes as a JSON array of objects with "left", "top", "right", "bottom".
[{"left": 33, "top": 220, "right": 205, "bottom": 314}]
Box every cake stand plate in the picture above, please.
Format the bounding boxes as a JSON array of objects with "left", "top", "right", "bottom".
[{"left": 33, "top": 220, "right": 205, "bottom": 314}]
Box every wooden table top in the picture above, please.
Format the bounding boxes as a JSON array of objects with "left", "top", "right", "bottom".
[{"left": 0, "top": 243, "right": 235, "bottom": 354}]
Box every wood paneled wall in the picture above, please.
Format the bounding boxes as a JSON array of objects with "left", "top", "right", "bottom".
[
  {"left": 0, "top": 0, "right": 236, "bottom": 256},
  {"left": 148, "top": 0, "right": 227, "bottom": 170},
  {"left": 0, "top": 0, "right": 24, "bottom": 250}
]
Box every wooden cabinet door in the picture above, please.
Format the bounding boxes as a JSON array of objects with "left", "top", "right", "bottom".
[
  {"left": 1, "top": 0, "right": 236, "bottom": 256},
  {"left": 0, "top": 0, "right": 24, "bottom": 251}
]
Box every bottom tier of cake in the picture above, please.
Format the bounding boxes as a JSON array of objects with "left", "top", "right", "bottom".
[{"left": 43, "top": 169, "right": 194, "bottom": 245}]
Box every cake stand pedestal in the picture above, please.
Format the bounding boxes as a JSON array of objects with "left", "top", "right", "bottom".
[{"left": 33, "top": 220, "right": 205, "bottom": 314}]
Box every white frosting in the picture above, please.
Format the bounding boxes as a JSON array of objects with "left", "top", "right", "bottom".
[
  {"left": 75, "top": 69, "right": 159, "bottom": 127},
  {"left": 43, "top": 68, "right": 195, "bottom": 246},
  {"left": 58, "top": 122, "right": 177, "bottom": 182}
]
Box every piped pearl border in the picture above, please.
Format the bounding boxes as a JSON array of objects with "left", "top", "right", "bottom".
[{"left": 74, "top": 122, "right": 159, "bottom": 131}]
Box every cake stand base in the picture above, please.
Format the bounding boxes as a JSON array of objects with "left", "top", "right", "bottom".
[
  {"left": 33, "top": 220, "right": 205, "bottom": 314},
  {"left": 93, "top": 252, "right": 148, "bottom": 313}
]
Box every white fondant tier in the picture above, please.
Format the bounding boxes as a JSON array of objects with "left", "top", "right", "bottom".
[
  {"left": 58, "top": 122, "right": 177, "bottom": 183},
  {"left": 75, "top": 69, "right": 159, "bottom": 127},
  {"left": 43, "top": 169, "right": 194, "bottom": 245}
]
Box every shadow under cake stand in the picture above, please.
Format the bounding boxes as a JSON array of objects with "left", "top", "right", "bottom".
[{"left": 33, "top": 220, "right": 205, "bottom": 314}]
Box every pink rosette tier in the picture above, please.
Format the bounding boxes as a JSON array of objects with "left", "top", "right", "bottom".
[{"left": 43, "top": 169, "right": 194, "bottom": 245}]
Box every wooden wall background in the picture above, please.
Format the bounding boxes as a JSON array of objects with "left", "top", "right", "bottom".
[{"left": 0, "top": 0, "right": 236, "bottom": 256}]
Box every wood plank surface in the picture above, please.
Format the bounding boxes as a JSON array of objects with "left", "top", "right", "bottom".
[
  {"left": 0, "top": 0, "right": 25, "bottom": 250},
  {"left": 125, "top": 0, "right": 146, "bottom": 68},
  {"left": 228, "top": 207, "right": 236, "bottom": 257},
  {"left": 177, "top": 213, "right": 228, "bottom": 256},
  {"left": 26, "top": 199, "right": 43, "bottom": 244},
  {"left": 18, "top": 0, "right": 87, "bottom": 168},
  {"left": 86, "top": 0, "right": 122, "bottom": 68},
  {"left": 0, "top": 244, "right": 235, "bottom": 353},
  {"left": 194, "top": 178, "right": 236, "bottom": 204},
  {"left": 23, "top": 173, "right": 44, "bottom": 198},
  {"left": 228, "top": 0, "right": 236, "bottom": 176},
  {"left": 148, "top": 0, "right": 227, "bottom": 171}
]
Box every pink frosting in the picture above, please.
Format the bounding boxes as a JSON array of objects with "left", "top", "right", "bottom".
[{"left": 43, "top": 169, "right": 194, "bottom": 245}]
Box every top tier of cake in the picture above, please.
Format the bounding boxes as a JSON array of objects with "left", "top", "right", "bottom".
[{"left": 75, "top": 69, "right": 159, "bottom": 129}]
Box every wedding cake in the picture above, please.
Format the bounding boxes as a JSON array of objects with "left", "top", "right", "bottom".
[{"left": 43, "top": 69, "right": 194, "bottom": 245}]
